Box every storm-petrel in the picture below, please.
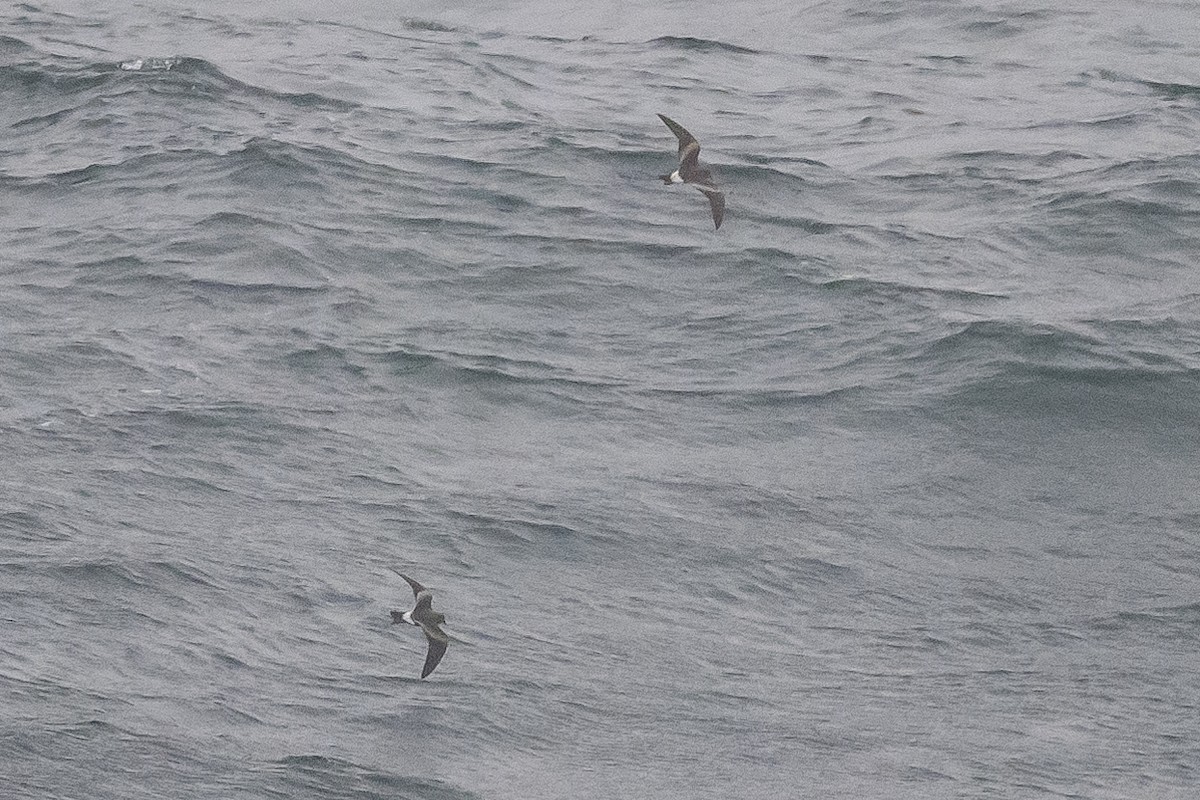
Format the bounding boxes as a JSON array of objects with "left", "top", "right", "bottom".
[
  {"left": 657, "top": 113, "right": 725, "bottom": 229},
  {"left": 389, "top": 568, "right": 450, "bottom": 679}
]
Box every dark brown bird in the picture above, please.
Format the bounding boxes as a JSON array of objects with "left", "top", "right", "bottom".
[
  {"left": 389, "top": 569, "right": 449, "bottom": 679},
  {"left": 657, "top": 113, "right": 725, "bottom": 229}
]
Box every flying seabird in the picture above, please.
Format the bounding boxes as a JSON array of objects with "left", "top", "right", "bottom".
[
  {"left": 389, "top": 568, "right": 449, "bottom": 679},
  {"left": 657, "top": 113, "right": 725, "bottom": 230}
]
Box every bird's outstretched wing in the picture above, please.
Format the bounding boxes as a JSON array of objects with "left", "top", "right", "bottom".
[
  {"left": 699, "top": 187, "right": 725, "bottom": 229},
  {"left": 657, "top": 113, "right": 701, "bottom": 163},
  {"left": 419, "top": 623, "right": 449, "bottom": 678},
  {"left": 389, "top": 567, "right": 427, "bottom": 599}
]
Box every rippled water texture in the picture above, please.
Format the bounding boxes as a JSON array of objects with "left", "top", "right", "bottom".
[{"left": 3, "top": 1, "right": 1200, "bottom": 798}]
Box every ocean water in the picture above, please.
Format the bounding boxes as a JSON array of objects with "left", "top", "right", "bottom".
[{"left": 3, "top": 0, "right": 1200, "bottom": 797}]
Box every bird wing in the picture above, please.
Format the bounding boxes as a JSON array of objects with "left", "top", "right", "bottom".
[
  {"left": 389, "top": 567, "right": 427, "bottom": 599},
  {"left": 413, "top": 590, "right": 435, "bottom": 613},
  {"left": 679, "top": 142, "right": 702, "bottom": 174},
  {"left": 698, "top": 187, "right": 725, "bottom": 229},
  {"left": 419, "top": 623, "right": 449, "bottom": 678},
  {"left": 657, "top": 113, "right": 700, "bottom": 161}
]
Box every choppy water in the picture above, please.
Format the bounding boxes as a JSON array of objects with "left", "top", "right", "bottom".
[{"left": 3, "top": 1, "right": 1200, "bottom": 797}]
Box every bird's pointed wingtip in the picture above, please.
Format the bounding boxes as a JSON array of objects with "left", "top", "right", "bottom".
[{"left": 657, "top": 112, "right": 685, "bottom": 133}]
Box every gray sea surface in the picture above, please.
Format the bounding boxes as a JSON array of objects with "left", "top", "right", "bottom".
[{"left": 3, "top": 1, "right": 1200, "bottom": 798}]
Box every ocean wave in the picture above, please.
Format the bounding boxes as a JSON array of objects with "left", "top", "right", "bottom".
[
  {"left": 1, "top": 717, "right": 216, "bottom": 799},
  {"left": 639, "top": 383, "right": 860, "bottom": 410},
  {"left": 117, "top": 400, "right": 313, "bottom": 439},
  {"left": 2, "top": 48, "right": 356, "bottom": 148},
  {"left": 1092, "top": 69, "right": 1200, "bottom": 102},
  {"left": 819, "top": 275, "right": 1007, "bottom": 303},
  {"left": 913, "top": 317, "right": 1200, "bottom": 434},
  {"left": 1143, "top": 78, "right": 1200, "bottom": 101},
  {"left": 446, "top": 507, "right": 621, "bottom": 562},
  {"left": 282, "top": 343, "right": 368, "bottom": 381},
  {"left": 14, "top": 136, "right": 402, "bottom": 230},
  {"left": 0, "top": 509, "right": 74, "bottom": 542},
  {"left": 919, "top": 317, "right": 1200, "bottom": 376},
  {"left": 312, "top": 17, "right": 462, "bottom": 42},
  {"left": 264, "top": 754, "right": 479, "bottom": 800},
  {"left": 0, "top": 59, "right": 113, "bottom": 109},
  {"left": 61, "top": 259, "right": 334, "bottom": 304},
  {"left": 1030, "top": 196, "right": 1198, "bottom": 259},
  {"left": 23, "top": 558, "right": 221, "bottom": 604},
  {"left": 0, "top": 33, "right": 33, "bottom": 55},
  {"left": 1088, "top": 603, "right": 1200, "bottom": 637},
  {"left": 112, "top": 55, "right": 359, "bottom": 111},
  {"left": 647, "top": 35, "right": 760, "bottom": 55},
  {"left": 366, "top": 345, "right": 620, "bottom": 394}
]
